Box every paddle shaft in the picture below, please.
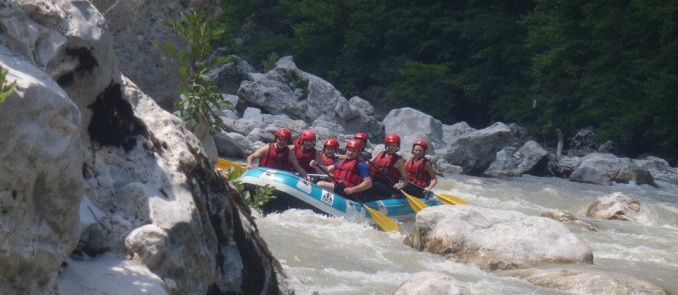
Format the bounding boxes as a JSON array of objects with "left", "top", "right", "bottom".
[
  {"left": 365, "top": 159, "right": 401, "bottom": 187},
  {"left": 408, "top": 182, "right": 433, "bottom": 194},
  {"left": 407, "top": 182, "right": 468, "bottom": 205},
  {"left": 366, "top": 159, "right": 427, "bottom": 212}
]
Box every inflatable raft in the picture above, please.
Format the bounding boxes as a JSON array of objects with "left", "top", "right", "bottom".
[{"left": 238, "top": 167, "right": 442, "bottom": 224}]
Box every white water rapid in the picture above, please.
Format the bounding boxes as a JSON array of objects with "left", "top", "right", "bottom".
[{"left": 257, "top": 174, "right": 678, "bottom": 295}]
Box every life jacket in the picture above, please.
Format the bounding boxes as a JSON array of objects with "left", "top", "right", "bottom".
[
  {"left": 294, "top": 140, "right": 317, "bottom": 172},
  {"left": 318, "top": 150, "right": 338, "bottom": 166},
  {"left": 369, "top": 151, "right": 402, "bottom": 183},
  {"left": 259, "top": 143, "right": 293, "bottom": 171},
  {"left": 333, "top": 159, "right": 363, "bottom": 189},
  {"left": 406, "top": 157, "right": 432, "bottom": 187}
]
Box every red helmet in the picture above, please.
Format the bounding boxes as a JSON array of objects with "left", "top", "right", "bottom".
[
  {"left": 345, "top": 139, "right": 363, "bottom": 150},
  {"left": 275, "top": 128, "right": 292, "bottom": 139},
  {"left": 323, "top": 138, "right": 340, "bottom": 148},
  {"left": 413, "top": 140, "right": 429, "bottom": 151},
  {"left": 384, "top": 133, "right": 401, "bottom": 145},
  {"left": 300, "top": 130, "right": 316, "bottom": 141},
  {"left": 353, "top": 132, "right": 368, "bottom": 141}
]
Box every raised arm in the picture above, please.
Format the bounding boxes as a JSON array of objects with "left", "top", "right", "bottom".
[
  {"left": 310, "top": 159, "right": 336, "bottom": 174},
  {"left": 246, "top": 145, "right": 269, "bottom": 169}
]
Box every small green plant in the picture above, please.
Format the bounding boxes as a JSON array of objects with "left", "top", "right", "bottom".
[
  {"left": 159, "top": 10, "right": 235, "bottom": 133},
  {"left": 220, "top": 167, "right": 276, "bottom": 210},
  {"left": 1, "top": 66, "right": 17, "bottom": 104},
  {"left": 244, "top": 185, "right": 277, "bottom": 210},
  {"left": 282, "top": 70, "right": 309, "bottom": 101},
  {"left": 262, "top": 52, "right": 280, "bottom": 71}
]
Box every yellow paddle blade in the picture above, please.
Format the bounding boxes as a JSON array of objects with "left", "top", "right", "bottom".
[
  {"left": 402, "top": 191, "right": 427, "bottom": 213},
  {"left": 363, "top": 205, "right": 399, "bottom": 232},
  {"left": 215, "top": 158, "right": 245, "bottom": 172},
  {"left": 435, "top": 192, "right": 469, "bottom": 205}
]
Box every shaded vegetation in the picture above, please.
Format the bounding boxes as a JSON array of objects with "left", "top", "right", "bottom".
[{"left": 217, "top": 0, "right": 678, "bottom": 163}]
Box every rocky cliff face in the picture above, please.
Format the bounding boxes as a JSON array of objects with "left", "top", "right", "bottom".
[
  {"left": 0, "top": 1, "right": 286, "bottom": 294},
  {"left": 90, "top": 0, "right": 220, "bottom": 110}
]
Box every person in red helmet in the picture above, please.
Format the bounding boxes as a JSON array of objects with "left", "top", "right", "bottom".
[
  {"left": 402, "top": 140, "right": 437, "bottom": 198},
  {"left": 246, "top": 128, "right": 308, "bottom": 177},
  {"left": 352, "top": 132, "right": 372, "bottom": 162},
  {"left": 310, "top": 139, "right": 372, "bottom": 201},
  {"left": 317, "top": 138, "right": 340, "bottom": 171},
  {"left": 290, "top": 130, "right": 318, "bottom": 174},
  {"left": 364, "top": 133, "right": 409, "bottom": 198}
]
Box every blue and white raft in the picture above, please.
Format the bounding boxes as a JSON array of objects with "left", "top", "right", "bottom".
[{"left": 238, "top": 167, "right": 442, "bottom": 224}]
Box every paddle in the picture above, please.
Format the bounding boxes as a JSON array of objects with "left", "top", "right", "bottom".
[
  {"left": 408, "top": 183, "right": 469, "bottom": 205},
  {"left": 314, "top": 162, "right": 399, "bottom": 232},
  {"left": 215, "top": 158, "right": 245, "bottom": 172},
  {"left": 434, "top": 192, "right": 468, "bottom": 205},
  {"left": 365, "top": 160, "right": 427, "bottom": 213}
]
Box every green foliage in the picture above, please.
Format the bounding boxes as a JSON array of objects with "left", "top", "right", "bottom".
[
  {"left": 262, "top": 52, "right": 280, "bottom": 71},
  {"left": 220, "top": 0, "right": 678, "bottom": 162},
  {"left": 0, "top": 66, "right": 17, "bottom": 104},
  {"left": 283, "top": 70, "right": 309, "bottom": 101},
  {"left": 159, "top": 10, "right": 235, "bottom": 133},
  {"left": 522, "top": 0, "right": 678, "bottom": 159},
  {"left": 388, "top": 61, "right": 457, "bottom": 120},
  {"left": 220, "top": 167, "right": 276, "bottom": 210},
  {"left": 87, "top": 227, "right": 102, "bottom": 246},
  {"left": 243, "top": 185, "right": 277, "bottom": 210}
]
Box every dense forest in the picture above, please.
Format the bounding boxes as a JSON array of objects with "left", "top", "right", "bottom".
[{"left": 216, "top": 0, "right": 678, "bottom": 164}]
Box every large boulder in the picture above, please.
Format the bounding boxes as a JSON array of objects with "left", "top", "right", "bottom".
[
  {"left": 569, "top": 153, "right": 657, "bottom": 186},
  {"left": 404, "top": 206, "right": 593, "bottom": 271},
  {"left": 238, "top": 56, "right": 383, "bottom": 138},
  {"left": 634, "top": 156, "right": 678, "bottom": 185},
  {"left": 586, "top": 192, "right": 641, "bottom": 221},
  {"left": 213, "top": 132, "right": 249, "bottom": 158},
  {"left": 1, "top": 1, "right": 289, "bottom": 294},
  {"left": 442, "top": 122, "right": 475, "bottom": 144},
  {"left": 485, "top": 140, "right": 549, "bottom": 177},
  {"left": 383, "top": 107, "right": 445, "bottom": 155},
  {"left": 91, "top": 0, "right": 220, "bottom": 110},
  {"left": 517, "top": 268, "right": 667, "bottom": 295},
  {"left": 484, "top": 146, "right": 517, "bottom": 175},
  {"left": 0, "top": 45, "right": 84, "bottom": 295},
  {"left": 443, "top": 122, "right": 512, "bottom": 175}
]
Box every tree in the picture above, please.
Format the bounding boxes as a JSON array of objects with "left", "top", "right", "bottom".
[
  {"left": 159, "top": 10, "right": 235, "bottom": 133},
  {"left": 523, "top": 0, "right": 678, "bottom": 160}
]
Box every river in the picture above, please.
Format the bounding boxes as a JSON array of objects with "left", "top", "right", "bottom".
[{"left": 256, "top": 173, "right": 678, "bottom": 294}]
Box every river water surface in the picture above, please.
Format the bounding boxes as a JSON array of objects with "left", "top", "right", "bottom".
[{"left": 256, "top": 173, "right": 678, "bottom": 294}]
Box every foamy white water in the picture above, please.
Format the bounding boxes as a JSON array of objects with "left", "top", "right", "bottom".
[{"left": 257, "top": 174, "right": 678, "bottom": 294}]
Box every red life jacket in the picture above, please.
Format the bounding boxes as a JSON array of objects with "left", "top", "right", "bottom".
[
  {"left": 318, "top": 150, "right": 338, "bottom": 166},
  {"left": 259, "top": 143, "right": 293, "bottom": 171},
  {"left": 406, "top": 157, "right": 431, "bottom": 187},
  {"left": 333, "top": 159, "right": 363, "bottom": 189},
  {"left": 294, "top": 140, "right": 317, "bottom": 172},
  {"left": 369, "top": 151, "right": 402, "bottom": 183}
]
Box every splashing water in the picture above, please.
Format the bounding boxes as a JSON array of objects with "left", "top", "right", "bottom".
[{"left": 257, "top": 174, "right": 678, "bottom": 294}]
